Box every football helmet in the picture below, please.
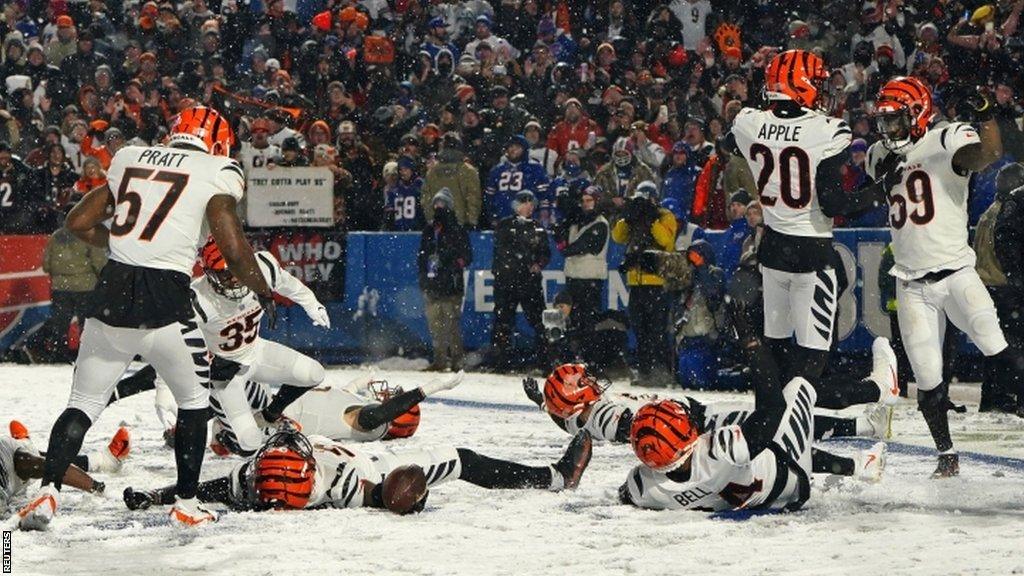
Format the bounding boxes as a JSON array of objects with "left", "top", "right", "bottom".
[
  {"left": 874, "top": 76, "right": 934, "bottom": 153},
  {"left": 169, "top": 105, "right": 235, "bottom": 156},
  {"left": 369, "top": 380, "right": 421, "bottom": 439},
  {"left": 201, "top": 237, "right": 248, "bottom": 300},
  {"left": 252, "top": 431, "right": 317, "bottom": 510},
  {"left": 630, "top": 400, "right": 700, "bottom": 472},
  {"left": 543, "top": 363, "right": 608, "bottom": 419},
  {"left": 764, "top": 49, "right": 828, "bottom": 110}
]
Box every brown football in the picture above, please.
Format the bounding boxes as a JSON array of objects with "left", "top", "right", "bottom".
[{"left": 381, "top": 464, "right": 428, "bottom": 515}]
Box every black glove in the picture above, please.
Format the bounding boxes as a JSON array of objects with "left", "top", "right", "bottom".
[
  {"left": 522, "top": 377, "right": 544, "bottom": 408},
  {"left": 879, "top": 164, "right": 904, "bottom": 192},
  {"left": 259, "top": 293, "right": 277, "bottom": 330},
  {"left": 92, "top": 480, "right": 106, "bottom": 495},
  {"left": 963, "top": 92, "right": 994, "bottom": 122},
  {"left": 637, "top": 250, "right": 662, "bottom": 274}
]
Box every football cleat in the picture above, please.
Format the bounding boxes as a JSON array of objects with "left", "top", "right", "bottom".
[
  {"left": 932, "top": 452, "right": 960, "bottom": 479},
  {"left": 551, "top": 430, "right": 593, "bottom": 490},
  {"left": 853, "top": 442, "right": 886, "bottom": 482},
  {"left": 869, "top": 337, "right": 900, "bottom": 406},
  {"left": 18, "top": 485, "right": 59, "bottom": 531},
  {"left": 862, "top": 402, "right": 894, "bottom": 440},
  {"left": 170, "top": 497, "right": 218, "bottom": 527},
  {"left": 109, "top": 426, "right": 131, "bottom": 461},
  {"left": 123, "top": 487, "right": 161, "bottom": 511},
  {"left": 89, "top": 426, "right": 132, "bottom": 474}
]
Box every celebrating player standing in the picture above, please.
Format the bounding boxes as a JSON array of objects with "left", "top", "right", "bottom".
[
  {"left": 866, "top": 77, "right": 1024, "bottom": 477},
  {"left": 19, "top": 106, "right": 273, "bottom": 529},
  {"left": 729, "top": 50, "right": 894, "bottom": 383}
]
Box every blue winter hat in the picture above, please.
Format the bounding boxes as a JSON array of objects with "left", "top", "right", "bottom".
[
  {"left": 397, "top": 156, "right": 416, "bottom": 171},
  {"left": 632, "top": 180, "right": 659, "bottom": 199},
  {"left": 429, "top": 17, "right": 447, "bottom": 29},
  {"left": 661, "top": 197, "right": 684, "bottom": 219},
  {"left": 476, "top": 14, "right": 492, "bottom": 28},
  {"left": 513, "top": 189, "right": 536, "bottom": 210},
  {"left": 671, "top": 140, "right": 692, "bottom": 155},
  {"left": 507, "top": 134, "right": 529, "bottom": 151}
]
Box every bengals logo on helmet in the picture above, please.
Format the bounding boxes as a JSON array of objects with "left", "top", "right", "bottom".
[
  {"left": 169, "top": 106, "right": 235, "bottom": 156},
  {"left": 543, "top": 363, "right": 605, "bottom": 419},
  {"left": 764, "top": 49, "right": 828, "bottom": 109},
  {"left": 252, "top": 431, "right": 317, "bottom": 510},
  {"left": 630, "top": 400, "right": 700, "bottom": 471},
  {"left": 874, "top": 76, "right": 934, "bottom": 151}
]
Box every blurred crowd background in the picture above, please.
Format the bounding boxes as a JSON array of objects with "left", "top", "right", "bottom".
[{"left": 3, "top": 0, "right": 1024, "bottom": 390}]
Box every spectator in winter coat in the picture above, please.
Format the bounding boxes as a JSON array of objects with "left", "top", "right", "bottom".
[
  {"left": 0, "top": 142, "right": 47, "bottom": 234},
  {"left": 593, "top": 137, "right": 658, "bottom": 219},
  {"left": 385, "top": 156, "right": 425, "bottom": 231},
  {"left": 659, "top": 141, "right": 700, "bottom": 225},
  {"left": 419, "top": 189, "right": 473, "bottom": 372},
  {"left": 423, "top": 133, "right": 482, "bottom": 227},
  {"left": 485, "top": 134, "right": 549, "bottom": 228},
  {"left": 557, "top": 185, "right": 609, "bottom": 336},
  {"left": 524, "top": 120, "right": 558, "bottom": 178},
  {"left": 546, "top": 98, "right": 602, "bottom": 158},
  {"left": 718, "top": 189, "right": 753, "bottom": 277},
  {"left": 674, "top": 239, "right": 726, "bottom": 388}
]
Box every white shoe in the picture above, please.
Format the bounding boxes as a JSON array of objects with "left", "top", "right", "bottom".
[
  {"left": 853, "top": 442, "right": 887, "bottom": 482},
  {"left": 869, "top": 337, "right": 900, "bottom": 406},
  {"left": 421, "top": 371, "right": 465, "bottom": 396},
  {"left": 860, "top": 402, "right": 894, "bottom": 440},
  {"left": 169, "top": 497, "right": 218, "bottom": 527},
  {"left": 18, "top": 486, "right": 59, "bottom": 531}
]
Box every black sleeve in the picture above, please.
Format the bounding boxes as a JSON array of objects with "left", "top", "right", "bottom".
[
  {"left": 995, "top": 199, "right": 1024, "bottom": 284},
  {"left": 739, "top": 406, "right": 786, "bottom": 457},
  {"left": 458, "top": 226, "right": 473, "bottom": 266},
  {"left": 537, "top": 228, "right": 551, "bottom": 267},
  {"left": 721, "top": 131, "right": 740, "bottom": 156},
  {"left": 561, "top": 221, "right": 608, "bottom": 257},
  {"left": 816, "top": 150, "right": 885, "bottom": 218}
]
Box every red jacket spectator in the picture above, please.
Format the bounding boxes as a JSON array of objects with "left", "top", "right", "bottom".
[{"left": 547, "top": 98, "right": 602, "bottom": 157}]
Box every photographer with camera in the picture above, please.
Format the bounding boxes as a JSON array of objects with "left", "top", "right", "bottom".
[
  {"left": 611, "top": 180, "right": 677, "bottom": 387},
  {"left": 555, "top": 184, "right": 609, "bottom": 336},
  {"left": 489, "top": 190, "right": 551, "bottom": 372},
  {"left": 543, "top": 291, "right": 629, "bottom": 374}
]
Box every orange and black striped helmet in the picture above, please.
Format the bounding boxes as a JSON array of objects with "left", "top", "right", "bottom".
[
  {"left": 874, "top": 76, "right": 934, "bottom": 151},
  {"left": 630, "top": 400, "right": 700, "bottom": 471},
  {"left": 200, "top": 236, "right": 247, "bottom": 299},
  {"left": 253, "top": 431, "right": 317, "bottom": 510},
  {"left": 543, "top": 363, "right": 604, "bottom": 419},
  {"left": 169, "top": 105, "right": 235, "bottom": 156},
  {"left": 764, "top": 49, "right": 828, "bottom": 109},
  {"left": 369, "top": 381, "right": 422, "bottom": 439}
]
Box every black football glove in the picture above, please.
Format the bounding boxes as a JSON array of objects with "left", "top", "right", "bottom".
[
  {"left": 963, "top": 92, "right": 994, "bottom": 122},
  {"left": 259, "top": 293, "right": 277, "bottom": 330},
  {"left": 522, "top": 377, "right": 544, "bottom": 408}
]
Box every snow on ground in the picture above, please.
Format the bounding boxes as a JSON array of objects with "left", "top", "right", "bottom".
[{"left": 3, "top": 364, "right": 1024, "bottom": 576}]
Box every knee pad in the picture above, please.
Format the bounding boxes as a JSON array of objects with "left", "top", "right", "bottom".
[
  {"left": 174, "top": 383, "right": 210, "bottom": 411},
  {"left": 68, "top": 390, "right": 110, "bottom": 423}
]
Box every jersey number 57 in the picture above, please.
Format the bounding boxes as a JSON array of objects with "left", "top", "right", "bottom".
[{"left": 110, "top": 167, "right": 190, "bottom": 241}]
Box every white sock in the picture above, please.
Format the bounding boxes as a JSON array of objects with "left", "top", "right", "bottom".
[
  {"left": 548, "top": 465, "right": 564, "bottom": 491},
  {"left": 87, "top": 449, "right": 121, "bottom": 474}
]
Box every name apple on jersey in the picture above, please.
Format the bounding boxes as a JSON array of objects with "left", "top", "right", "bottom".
[{"left": 755, "top": 123, "right": 803, "bottom": 142}]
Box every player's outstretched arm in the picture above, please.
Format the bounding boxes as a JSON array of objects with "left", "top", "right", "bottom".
[
  {"left": 953, "top": 96, "right": 1003, "bottom": 173},
  {"left": 817, "top": 150, "right": 891, "bottom": 218},
  {"left": 254, "top": 251, "right": 330, "bottom": 328},
  {"left": 14, "top": 451, "right": 104, "bottom": 495},
  {"left": 65, "top": 183, "right": 114, "bottom": 248}
]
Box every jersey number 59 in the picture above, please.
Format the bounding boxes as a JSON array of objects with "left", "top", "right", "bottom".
[
  {"left": 888, "top": 170, "right": 935, "bottom": 229},
  {"left": 110, "top": 167, "right": 190, "bottom": 241},
  {"left": 749, "top": 144, "right": 811, "bottom": 209}
]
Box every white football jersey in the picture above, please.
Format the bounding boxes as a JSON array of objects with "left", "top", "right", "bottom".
[
  {"left": 732, "top": 107, "right": 851, "bottom": 238},
  {"left": 106, "top": 146, "right": 245, "bottom": 276},
  {"left": 282, "top": 386, "right": 388, "bottom": 442},
  {"left": 191, "top": 251, "right": 320, "bottom": 364},
  {"left": 564, "top": 395, "right": 752, "bottom": 443},
  {"left": 0, "top": 435, "right": 36, "bottom": 508},
  {"left": 865, "top": 123, "right": 978, "bottom": 280},
  {"left": 624, "top": 426, "right": 792, "bottom": 511},
  {"left": 236, "top": 142, "right": 281, "bottom": 171}
]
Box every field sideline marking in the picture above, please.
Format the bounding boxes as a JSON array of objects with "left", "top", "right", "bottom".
[{"left": 423, "top": 396, "right": 1024, "bottom": 472}]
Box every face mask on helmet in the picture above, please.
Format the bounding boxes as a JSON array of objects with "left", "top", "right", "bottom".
[
  {"left": 206, "top": 265, "right": 248, "bottom": 300},
  {"left": 543, "top": 364, "right": 610, "bottom": 419},
  {"left": 252, "top": 431, "right": 317, "bottom": 510},
  {"left": 875, "top": 108, "right": 913, "bottom": 152}
]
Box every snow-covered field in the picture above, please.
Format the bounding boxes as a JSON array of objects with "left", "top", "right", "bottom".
[{"left": 3, "top": 364, "right": 1024, "bottom": 576}]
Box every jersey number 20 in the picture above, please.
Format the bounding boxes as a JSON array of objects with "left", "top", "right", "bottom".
[
  {"left": 749, "top": 144, "right": 811, "bottom": 209},
  {"left": 110, "top": 167, "right": 190, "bottom": 240}
]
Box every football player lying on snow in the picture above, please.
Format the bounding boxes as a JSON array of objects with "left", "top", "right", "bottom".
[
  {"left": 123, "top": 428, "right": 592, "bottom": 515},
  {"left": 112, "top": 367, "right": 461, "bottom": 455},
  {"left": 523, "top": 310, "right": 897, "bottom": 480},
  {"left": 2, "top": 421, "right": 130, "bottom": 514}
]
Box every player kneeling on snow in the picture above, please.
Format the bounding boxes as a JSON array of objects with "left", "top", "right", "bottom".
[
  {"left": 3, "top": 421, "right": 130, "bottom": 514},
  {"left": 123, "top": 428, "right": 592, "bottom": 514}
]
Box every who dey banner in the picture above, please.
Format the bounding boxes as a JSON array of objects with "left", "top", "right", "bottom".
[
  {"left": 245, "top": 167, "right": 335, "bottom": 227},
  {"left": 272, "top": 229, "right": 911, "bottom": 359}
]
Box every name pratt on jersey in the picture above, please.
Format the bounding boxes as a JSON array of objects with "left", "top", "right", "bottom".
[
  {"left": 673, "top": 486, "right": 713, "bottom": 506},
  {"left": 756, "top": 124, "right": 803, "bottom": 142},
  {"left": 136, "top": 149, "right": 190, "bottom": 168}
]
